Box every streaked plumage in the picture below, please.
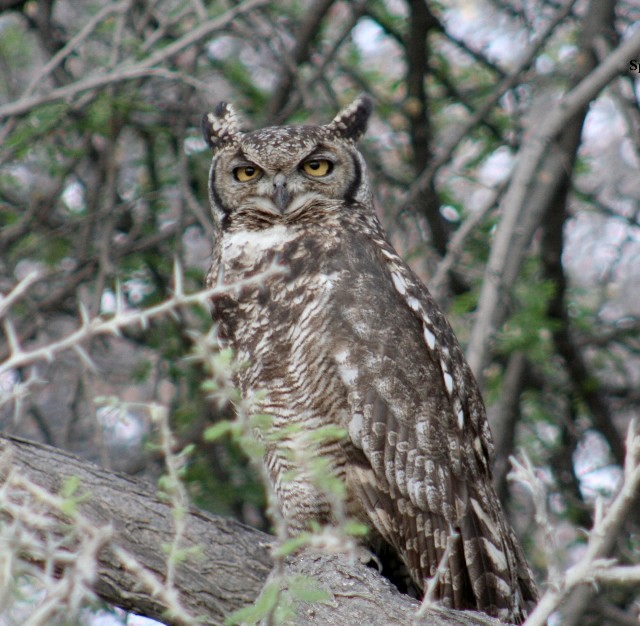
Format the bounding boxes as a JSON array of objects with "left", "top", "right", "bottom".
[{"left": 201, "top": 96, "right": 537, "bottom": 622}]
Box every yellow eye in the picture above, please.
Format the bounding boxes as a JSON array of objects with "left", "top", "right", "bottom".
[
  {"left": 234, "top": 165, "right": 262, "bottom": 182},
  {"left": 302, "top": 159, "right": 332, "bottom": 177}
]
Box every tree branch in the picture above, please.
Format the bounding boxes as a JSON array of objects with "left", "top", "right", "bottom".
[
  {"left": 267, "top": 0, "right": 336, "bottom": 119},
  {"left": 0, "top": 0, "right": 268, "bottom": 121},
  {"left": 0, "top": 432, "right": 505, "bottom": 625},
  {"left": 520, "top": 421, "right": 640, "bottom": 626},
  {"left": 466, "top": 25, "right": 640, "bottom": 382},
  {"left": 0, "top": 432, "right": 273, "bottom": 624}
]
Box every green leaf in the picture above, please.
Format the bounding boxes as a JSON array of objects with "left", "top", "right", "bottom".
[
  {"left": 305, "top": 424, "right": 347, "bottom": 444},
  {"left": 203, "top": 420, "right": 234, "bottom": 442},
  {"left": 343, "top": 520, "right": 369, "bottom": 537},
  {"left": 58, "top": 475, "right": 89, "bottom": 516},
  {"left": 275, "top": 533, "right": 311, "bottom": 557},
  {"left": 250, "top": 413, "right": 274, "bottom": 432},
  {"left": 225, "top": 581, "right": 280, "bottom": 625},
  {"left": 162, "top": 543, "right": 202, "bottom": 563},
  {"left": 60, "top": 475, "right": 81, "bottom": 499}
]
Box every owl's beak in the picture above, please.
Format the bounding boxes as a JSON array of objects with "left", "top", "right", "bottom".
[{"left": 272, "top": 173, "right": 289, "bottom": 213}]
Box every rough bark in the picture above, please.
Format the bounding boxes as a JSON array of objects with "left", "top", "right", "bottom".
[
  {"left": 0, "top": 433, "right": 273, "bottom": 624},
  {"left": 0, "top": 432, "right": 502, "bottom": 625}
]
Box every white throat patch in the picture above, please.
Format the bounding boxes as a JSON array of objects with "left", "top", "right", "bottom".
[{"left": 221, "top": 224, "right": 297, "bottom": 264}]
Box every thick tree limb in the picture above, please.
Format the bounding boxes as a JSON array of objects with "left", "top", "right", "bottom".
[
  {"left": 0, "top": 433, "right": 503, "bottom": 625},
  {"left": 275, "top": 550, "right": 500, "bottom": 626},
  {"left": 0, "top": 433, "right": 273, "bottom": 624}
]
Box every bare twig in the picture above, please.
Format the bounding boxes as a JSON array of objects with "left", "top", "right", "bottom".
[
  {"left": 520, "top": 420, "right": 640, "bottom": 626},
  {"left": 20, "top": 0, "right": 133, "bottom": 100},
  {"left": 0, "top": 0, "right": 268, "bottom": 120},
  {"left": 0, "top": 271, "right": 41, "bottom": 320}
]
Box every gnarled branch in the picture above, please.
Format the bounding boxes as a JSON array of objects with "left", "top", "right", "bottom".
[{"left": 0, "top": 432, "right": 501, "bottom": 625}]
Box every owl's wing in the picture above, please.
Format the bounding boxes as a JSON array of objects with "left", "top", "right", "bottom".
[{"left": 330, "top": 224, "right": 536, "bottom": 620}]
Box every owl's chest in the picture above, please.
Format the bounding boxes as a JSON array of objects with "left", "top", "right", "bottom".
[{"left": 212, "top": 223, "right": 345, "bottom": 352}]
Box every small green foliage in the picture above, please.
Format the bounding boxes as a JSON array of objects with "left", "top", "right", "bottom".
[
  {"left": 156, "top": 474, "right": 173, "bottom": 499},
  {"left": 450, "top": 286, "right": 480, "bottom": 318},
  {"left": 343, "top": 520, "right": 369, "bottom": 537},
  {"left": 287, "top": 575, "right": 331, "bottom": 603},
  {"left": 4, "top": 103, "right": 70, "bottom": 158},
  {"left": 58, "top": 475, "right": 89, "bottom": 517},
  {"left": 304, "top": 424, "right": 347, "bottom": 444},
  {"left": 309, "top": 458, "right": 346, "bottom": 499},
  {"left": 60, "top": 475, "right": 82, "bottom": 499},
  {"left": 225, "top": 581, "right": 280, "bottom": 626},
  {"left": 203, "top": 420, "right": 234, "bottom": 442},
  {"left": 276, "top": 532, "right": 312, "bottom": 557},
  {"left": 496, "top": 267, "right": 560, "bottom": 366},
  {"left": 161, "top": 543, "right": 202, "bottom": 564},
  {"left": 225, "top": 575, "right": 330, "bottom": 625}
]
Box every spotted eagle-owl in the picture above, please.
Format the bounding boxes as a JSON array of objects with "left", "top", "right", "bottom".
[{"left": 201, "top": 96, "right": 537, "bottom": 622}]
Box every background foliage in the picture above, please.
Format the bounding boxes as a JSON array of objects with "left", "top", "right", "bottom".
[{"left": 1, "top": 0, "right": 639, "bottom": 624}]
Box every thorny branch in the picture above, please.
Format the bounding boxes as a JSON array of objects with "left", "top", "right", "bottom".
[{"left": 0, "top": 261, "right": 284, "bottom": 378}]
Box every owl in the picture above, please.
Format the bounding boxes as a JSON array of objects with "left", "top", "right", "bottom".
[{"left": 201, "top": 96, "right": 537, "bottom": 623}]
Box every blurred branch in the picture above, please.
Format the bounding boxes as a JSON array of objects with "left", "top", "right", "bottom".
[
  {"left": 520, "top": 421, "right": 640, "bottom": 626},
  {"left": 592, "top": 565, "right": 640, "bottom": 585},
  {"left": 429, "top": 179, "right": 507, "bottom": 302},
  {"left": 0, "top": 0, "right": 267, "bottom": 121},
  {"left": 488, "top": 350, "right": 527, "bottom": 500},
  {"left": 404, "top": 0, "right": 444, "bottom": 254},
  {"left": 20, "top": 0, "right": 133, "bottom": 99},
  {"left": 534, "top": 3, "right": 626, "bottom": 471},
  {"left": 270, "top": 1, "right": 369, "bottom": 124},
  {"left": 575, "top": 317, "right": 640, "bottom": 349},
  {"left": 268, "top": 0, "right": 336, "bottom": 119},
  {"left": 440, "top": 29, "right": 506, "bottom": 79},
  {"left": 466, "top": 24, "right": 640, "bottom": 382},
  {"left": 398, "top": 0, "right": 577, "bottom": 217}
]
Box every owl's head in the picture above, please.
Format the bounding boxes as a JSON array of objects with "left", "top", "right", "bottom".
[{"left": 201, "top": 95, "right": 373, "bottom": 229}]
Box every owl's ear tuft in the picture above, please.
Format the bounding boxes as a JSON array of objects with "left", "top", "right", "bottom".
[
  {"left": 327, "top": 94, "right": 373, "bottom": 142},
  {"left": 201, "top": 102, "right": 243, "bottom": 151}
]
